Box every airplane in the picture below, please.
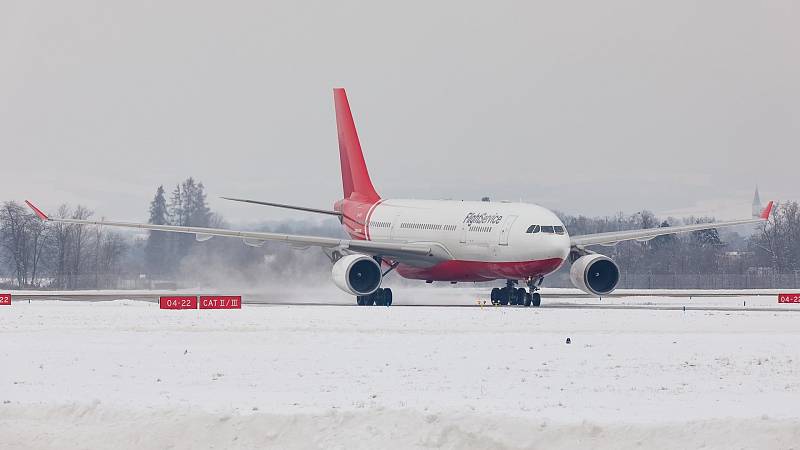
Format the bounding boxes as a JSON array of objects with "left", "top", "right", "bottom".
[{"left": 25, "top": 88, "right": 774, "bottom": 307}]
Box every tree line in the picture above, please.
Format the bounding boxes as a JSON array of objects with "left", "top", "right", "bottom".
[
  {"left": 1, "top": 184, "right": 799, "bottom": 289},
  {"left": 555, "top": 202, "right": 800, "bottom": 277},
  {"left": 0, "top": 202, "right": 127, "bottom": 289}
]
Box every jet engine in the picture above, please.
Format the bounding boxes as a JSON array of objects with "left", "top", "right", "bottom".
[
  {"left": 569, "top": 254, "right": 620, "bottom": 296},
  {"left": 331, "top": 254, "right": 382, "bottom": 296}
]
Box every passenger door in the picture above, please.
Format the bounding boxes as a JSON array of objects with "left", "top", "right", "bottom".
[
  {"left": 498, "top": 215, "right": 518, "bottom": 246},
  {"left": 459, "top": 223, "right": 468, "bottom": 244}
]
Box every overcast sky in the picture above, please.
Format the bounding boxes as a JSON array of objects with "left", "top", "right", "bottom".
[{"left": 2, "top": 1, "right": 797, "bottom": 224}]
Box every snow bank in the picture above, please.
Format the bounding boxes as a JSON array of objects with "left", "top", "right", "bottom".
[{"left": 3, "top": 404, "right": 799, "bottom": 450}]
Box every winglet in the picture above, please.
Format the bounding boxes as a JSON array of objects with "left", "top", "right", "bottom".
[
  {"left": 760, "top": 200, "right": 774, "bottom": 220},
  {"left": 24, "top": 200, "right": 49, "bottom": 221}
]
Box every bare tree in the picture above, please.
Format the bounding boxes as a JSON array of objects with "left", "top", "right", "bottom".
[
  {"left": 51, "top": 205, "right": 72, "bottom": 289},
  {"left": 0, "top": 201, "right": 49, "bottom": 287},
  {"left": 753, "top": 201, "right": 800, "bottom": 272},
  {"left": 1, "top": 202, "right": 31, "bottom": 286},
  {"left": 69, "top": 206, "right": 93, "bottom": 288},
  {"left": 27, "top": 213, "right": 48, "bottom": 287}
]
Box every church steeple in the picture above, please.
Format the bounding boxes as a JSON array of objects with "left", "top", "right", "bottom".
[{"left": 752, "top": 186, "right": 762, "bottom": 217}]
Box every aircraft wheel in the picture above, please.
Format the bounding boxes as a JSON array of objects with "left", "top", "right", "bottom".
[
  {"left": 499, "top": 288, "right": 509, "bottom": 306},
  {"left": 531, "top": 293, "right": 541, "bottom": 307},
  {"left": 375, "top": 289, "right": 387, "bottom": 306},
  {"left": 524, "top": 292, "right": 532, "bottom": 307},
  {"left": 516, "top": 288, "right": 526, "bottom": 306},
  {"left": 490, "top": 288, "right": 500, "bottom": 303},
  {"left": 384, "top": 288, "right": 393, "bottom": 306},
  {"left": 357, "top": 296, "right": 365, "bottom": 306}
]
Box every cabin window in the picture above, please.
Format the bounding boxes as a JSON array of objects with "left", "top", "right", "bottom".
[{"left": 526, "top": 225, "right": 540, "bottom": 233}]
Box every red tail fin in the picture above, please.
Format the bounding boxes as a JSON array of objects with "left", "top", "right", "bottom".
[{"left": 334, "top": 88, "right": 380, "bottom": 203}]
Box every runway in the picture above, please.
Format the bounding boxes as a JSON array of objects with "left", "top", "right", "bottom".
[{"left": 7, "top": 290, "right": 799, "bottom": 313}]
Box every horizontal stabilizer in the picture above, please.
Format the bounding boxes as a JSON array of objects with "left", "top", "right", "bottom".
[{"left": 221, "top": 197, "right": 342, "bottom": 217}]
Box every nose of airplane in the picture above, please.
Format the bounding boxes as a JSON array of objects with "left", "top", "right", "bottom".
[
  {"left": 551, "top": 233, "right": 571, "bottom": 261},
  {"left": 527, "top": 232, "right": 571, "bottom": 262}
]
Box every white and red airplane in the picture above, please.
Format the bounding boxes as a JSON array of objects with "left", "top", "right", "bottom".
[{"left": 25, "top": 88, "right": 774, "bottom": 306}]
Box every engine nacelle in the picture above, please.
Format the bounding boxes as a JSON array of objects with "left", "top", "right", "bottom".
[
  {"left": 331, "top": 254, "right": 382, "bottom": 296},
  {"left": 569, "top": 254, "right": 620, "bottom": 296}
]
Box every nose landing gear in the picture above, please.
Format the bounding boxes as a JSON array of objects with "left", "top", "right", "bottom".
[
  {"left": 490, "top": 278, "right": 542, "bottom": 307},
  {"left": 526, "top": 277, "right": 542, "bottom": 307}
]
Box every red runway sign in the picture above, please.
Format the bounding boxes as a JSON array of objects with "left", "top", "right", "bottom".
[
  {"left": 778, "top": 293, "right": 800, "bottom": 304},
  {"left": 159, "top": 296, "right": 198, "bottom": 310},
  {"left": 0, "top": 294, "right": 10, "bottom": 306},
  {"left": 199, "top": 295, "right": 242, "bottom": 309}
]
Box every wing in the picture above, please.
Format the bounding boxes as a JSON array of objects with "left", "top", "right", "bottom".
[
  {"left": 24, "top": 201, "right": 453, "bottom": 264},
  {"left": 570, "top": 201, "right": 773, "bottom": 247}
]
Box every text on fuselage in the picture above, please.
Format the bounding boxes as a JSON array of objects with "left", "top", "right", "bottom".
[{"left": 463, "top": 212, "right": 503, "bottom": 225}]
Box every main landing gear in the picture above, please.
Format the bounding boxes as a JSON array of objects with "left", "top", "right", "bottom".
[
  {"left": 357, "top": 288, "right": 393, "bottom": 306},
  {"left": 490, "top": 278, "right": 542, "bottom": 307}
]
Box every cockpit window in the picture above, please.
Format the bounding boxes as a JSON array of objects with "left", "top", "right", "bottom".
[
  {"left": 554, "top": 226, "right": 565, "bottom": 235},
  {"left": 526, "top": 225, "right": 540, "bottom": 233},
  {"left": 541, "top": 226, "right": 555, "bottom": 234}
]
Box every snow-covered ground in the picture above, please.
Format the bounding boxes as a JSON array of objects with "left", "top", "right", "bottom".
[{"left": 2, "top": 295, "right": 800, "bottom": 449}]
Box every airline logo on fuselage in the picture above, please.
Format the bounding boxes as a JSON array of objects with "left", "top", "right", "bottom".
[{"left": 463, "top": 212, "right": 503, "bottom": 225}]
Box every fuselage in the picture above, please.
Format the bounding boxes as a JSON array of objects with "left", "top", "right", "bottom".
[{"left": 335, "top": 198, "right": 570, "bottom": 282}]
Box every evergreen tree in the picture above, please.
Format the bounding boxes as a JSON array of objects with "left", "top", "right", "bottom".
[
  {"left": 651, "top": 221, "right": 678, "bottom": 251},
  {"left": 189, "top": 181, "right": 211, "bottom": 227},
  {"left": 166, "top": 183, "right": 186, "bottom": 271},
  {"left": 168, "top": 184, "right": 184, "bottom": 226},
  {"left": 145, "top": 186, "right": 169, "bottom": 276},
  {"left": 692, "top": 227, "right": 723, "bottom": 247},
  {"left": 164, "top": 178, "right": 214, "bottom": 264}
]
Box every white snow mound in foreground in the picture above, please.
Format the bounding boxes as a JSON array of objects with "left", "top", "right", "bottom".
[{"left": 3, "top": 404, "right": 799, "bottom": 450}]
